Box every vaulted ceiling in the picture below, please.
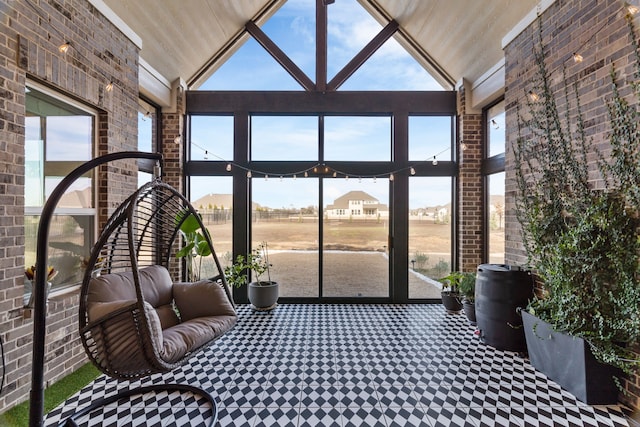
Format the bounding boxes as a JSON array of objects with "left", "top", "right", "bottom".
[{"left": 99, "top": 0, "right": 540, "bottom": 106}]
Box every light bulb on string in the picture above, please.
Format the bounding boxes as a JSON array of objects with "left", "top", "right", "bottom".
[
  {"left": 573, "top": 52, "right": 583, "bottom": 63},
  {"left": 432, "top": 156, "right": 438, "bottom": 166},
  {"left": 373, "top": 176, "right": 377, "bottom": 183},
  {"left": 105, "top": 82, "right": 114, "bottom": 92},
  {"left": 293, "top": 174, "right": 297, "bottom": 180},
  {"left": 58, "top": 42, "right": 70, "bottom": 53},
  {"left": 304, "top": 171, "right": 309, "bottom": 178},
  {"left": 528, "top": 90, "right": 539, "bottom": 102},
  {"left": 226, "top": 163, "right": 232, "bottom": 172},
  {"left": 333, "top": 171, "right": 337, "bottom": 178},
  {"left": 264, "top": 175, "right": 269, "bottom": 181},
  {"left": 389, "top": 173, "right": 394, "bottom": 182},
  {"left": 410, "top": 167, "right": 416, "bottom": 176},
  {"left": 204, "top": 150, "right": 209, "bottom": 160},
  {"left": 247, "top": 171, "right": 252, "bottom": 178},
  {"left": 345, "top": 175, "right": 349, "bottom": 180}
]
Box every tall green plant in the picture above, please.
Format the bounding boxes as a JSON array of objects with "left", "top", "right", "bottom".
[
  {"left": 513, "top": 15, "right": 640, "bottom": 374},
  {"left": 176, "top": 211, "right": 212, "bottom": 281}
]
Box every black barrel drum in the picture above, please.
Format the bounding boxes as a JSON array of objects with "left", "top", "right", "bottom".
[{"left": 475, "top": 264, "right": 534, "bottom": 352}]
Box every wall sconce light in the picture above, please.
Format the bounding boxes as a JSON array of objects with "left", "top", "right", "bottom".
[{"left": 58, "top": 42, "right": 70, "bottom": 53}]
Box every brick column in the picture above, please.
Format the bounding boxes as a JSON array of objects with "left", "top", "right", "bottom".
[
  {"left": 161, "top": 79, "right": 187, "bottom": 194},
  {"left": 457, "top": 80, "right": 484, "bottom": 273}
]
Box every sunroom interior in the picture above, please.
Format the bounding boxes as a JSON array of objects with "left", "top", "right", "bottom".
[{"left": 2, "top": 0, "right": 640, "bottom": 426}]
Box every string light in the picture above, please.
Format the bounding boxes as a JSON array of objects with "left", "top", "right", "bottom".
[
  {"left": 626, "top": 2, "right": 640, "bottom": 15},
  {"left": 491, "top": 119, "right": 500, "bottom": 129},
  {"left": 174, "top": 135, "right": 181, "bottom": 144},
  {"left": 572, "top": 52, "right": 583, "bottom": 63},
  {"left": 528, "top": 90, "right": 539, "bottom": 102},
  {"left": 58, "top": 42, "right": 70, "bottom": 53},
  {"left": 460, "top": 142, "right": 468, "bottom": 151},
  {"left": 185, "top": 143, "right": 453, "bottom": 181},
  {"left": 105, "top": 82, "right": 114, "bottom": 92}
]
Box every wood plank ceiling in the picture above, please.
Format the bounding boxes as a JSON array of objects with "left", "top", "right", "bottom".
[{"left": 102, "top": 0, "right": 539, "bottom": 90}]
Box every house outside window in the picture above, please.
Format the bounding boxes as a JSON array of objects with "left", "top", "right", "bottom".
[{"left": 24, "top": 83, "right": 96, "bottom": 292}]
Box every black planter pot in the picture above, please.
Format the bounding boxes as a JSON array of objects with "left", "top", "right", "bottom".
[
  {"left": 521, "top": 310, "right": 621, "bottom": 405},
  {"left": 462, "top": 299, "right": 476, "bottom": 325},
  {"left": 441, "top": 292, "right": 463, "bottom": 314}
]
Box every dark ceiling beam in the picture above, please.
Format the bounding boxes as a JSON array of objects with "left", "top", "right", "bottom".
[
  {"left": 245, "top": 20, "right": 316, "bottom": 92},
  {"left": 316, "top": 0, "right": 328, "bottom": 91},
  {"left": 186, "top": 90, "right": 456, "bottom": 114},
  {"left": 327, "top": 20, "right": 399, "bottom": 91}
]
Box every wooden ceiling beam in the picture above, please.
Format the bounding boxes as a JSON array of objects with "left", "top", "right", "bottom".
[
  {"left": 327, "top": 20, "right": 399, "bottom": 91},
  {"left": 245, "top": 20, "right": 316, "bottom": 92},
  {"left": 316, "top": 0, "right": 328, "bottom": 92}
]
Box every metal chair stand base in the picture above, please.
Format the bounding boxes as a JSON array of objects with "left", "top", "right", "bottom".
[{"left": 59, "top": 384, "right": 218, "bottom": 427}]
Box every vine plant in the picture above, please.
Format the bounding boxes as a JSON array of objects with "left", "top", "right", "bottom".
[{"left": 513, "top": 14, "right": 640, "bottom": 375}]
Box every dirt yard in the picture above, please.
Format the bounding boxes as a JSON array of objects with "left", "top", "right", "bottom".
[{"left": 204, "top": 218, "right": 503, "bottom": 299}]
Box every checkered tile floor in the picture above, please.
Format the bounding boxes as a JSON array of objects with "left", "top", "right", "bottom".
[{"left": 45, "top": 304, "right": 631, "bottom": 426}]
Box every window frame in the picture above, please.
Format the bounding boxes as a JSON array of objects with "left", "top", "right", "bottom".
[
  {"left": 24, "top": 80, "right": 98, "bottom": 294},
  {"left": 482, "top": 98, "right": 506, "bottom": 264}
]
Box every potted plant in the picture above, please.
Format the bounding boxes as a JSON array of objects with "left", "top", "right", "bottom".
[
  {"left": 512, "top": 15, "right": 640, "bottom": 404},
  {"left": 457, "top": 272, "right": 476, "bottom": 325},
  {"left": 225, "top": 242, "right": 278, "bottom": 311},
  {"left": 438, "top": 271, "right": 464, "bottom": 314}
]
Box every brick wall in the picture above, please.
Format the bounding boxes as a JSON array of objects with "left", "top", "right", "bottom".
[
  {"left": 457, "top": 83, "right": 484, "bottom": 272},
  {"left": 161, "top": 83, "right": 185, "bottom": 194},
  {"left": 504, "top": 0, "right": 640, "bottom": 409},
  {"left": 0, "top": 0, "right": 139, "bottom": 414}
]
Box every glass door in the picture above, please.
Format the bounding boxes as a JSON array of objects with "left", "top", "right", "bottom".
[{"left": 322, "top": 178, "right": 389, "bottom": 297}]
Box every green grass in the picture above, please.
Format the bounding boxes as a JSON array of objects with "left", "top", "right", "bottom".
[{"left": 0, "top": 363, "right": 101, "bottom": 427}]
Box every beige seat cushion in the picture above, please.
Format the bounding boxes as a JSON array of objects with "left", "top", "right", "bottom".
[
  {"left": 162, "top": 315, "right": 237, "bottom": 363},
  {"left": 86, "top": 265, "right": 237, "bottom": 364}
]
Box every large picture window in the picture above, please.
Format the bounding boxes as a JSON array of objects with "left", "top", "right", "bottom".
[{"left": 25, "top": 83, "right": 96, "bottom": 293}]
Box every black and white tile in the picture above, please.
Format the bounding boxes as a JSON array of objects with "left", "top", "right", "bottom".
[{"left": 45, "top": 304, "right": 631, "bottom": 426}]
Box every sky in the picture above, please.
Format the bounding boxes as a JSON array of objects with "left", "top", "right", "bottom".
[{"left": 179, "top": 0, "right": 503, "bottom": 209}]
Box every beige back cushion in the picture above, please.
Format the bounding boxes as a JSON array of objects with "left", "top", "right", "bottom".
[{"left": 87, "top": 265, "right": 179, "bottom": 329}]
